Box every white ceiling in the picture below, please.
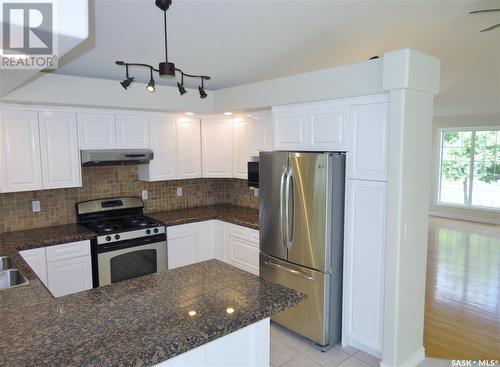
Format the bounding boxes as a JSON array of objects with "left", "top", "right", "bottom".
[{"left": 55, "top": 0, "right": 500, "bottom": 117}]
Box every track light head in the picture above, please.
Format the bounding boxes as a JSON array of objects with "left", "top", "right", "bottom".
[
  {"left": 177, "top": 82, "right": 187, "bottom": 95},
  {"left": 146, "top": 78, "right": 155, "bottom": 93},
  {"left": 120, "top": 77, "right": 134, "bottom": 90},
  {"left": 198, "top": 85, "right": 207, "bottom": 99}
]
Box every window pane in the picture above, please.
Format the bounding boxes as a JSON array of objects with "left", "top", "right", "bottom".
[
  {"left": 471, "top": 130, "right": 500, "bottom": 208},
  {"left": 439, "top": 131, "right": 473, "bottom": 205}
]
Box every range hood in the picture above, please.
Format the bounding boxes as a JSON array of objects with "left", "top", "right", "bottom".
[{"left": 81, "top": 149, "right": 154, "bottom": 167}]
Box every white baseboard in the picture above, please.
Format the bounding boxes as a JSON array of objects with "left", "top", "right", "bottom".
[{"left": 380, "top": 347, "right": 425, "bottom": 367}]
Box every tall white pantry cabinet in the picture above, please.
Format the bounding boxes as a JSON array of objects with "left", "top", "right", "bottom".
[{"left": 272, "top": 94, "right": 389, "bottom": 357}]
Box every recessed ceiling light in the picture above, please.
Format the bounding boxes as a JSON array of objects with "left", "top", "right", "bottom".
[
  {"left": 185, "top": 112, "right": 194, "bottom": 116},
  {"left": 224, "top": 112, "right": 233, "bottom": 116}
]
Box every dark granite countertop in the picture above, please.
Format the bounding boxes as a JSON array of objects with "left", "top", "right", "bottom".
[
  {"left": 0, "top": 207, "right": 301, "bottom": 366},
  {"left": 149, "top": 204, "right": 260, "bottom": 230},
  {"left": 0, "top": 223, "right": 96, "bottom": 280},
  {"left": 1, "top": 259, "right": 303, "bottom": 366}
]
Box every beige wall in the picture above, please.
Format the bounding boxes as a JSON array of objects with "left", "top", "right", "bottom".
[
  {"left": 0, "top": 166, "right": 259, "bottom": 233},
  {"left": 430, "top": 113, "right": 500, "bottom": 224}
]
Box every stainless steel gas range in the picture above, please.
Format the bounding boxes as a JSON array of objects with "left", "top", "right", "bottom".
[{"left": 76, "top": 197, "right": 167, "bottom": 287}]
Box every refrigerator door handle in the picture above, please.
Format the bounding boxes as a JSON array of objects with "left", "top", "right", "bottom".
[
  {"left": 279, "top": 168, "right": 287, "bottom": 248},
  {"left": 285, "top": 167, "right": 294, "bottom": 249},
  {"left": 263, "top": 260, "right": 314, "bottom": 280}
]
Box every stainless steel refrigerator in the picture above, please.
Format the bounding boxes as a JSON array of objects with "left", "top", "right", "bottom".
[{"left": 259, "top": 151, "right": 345, "bottom": 349}]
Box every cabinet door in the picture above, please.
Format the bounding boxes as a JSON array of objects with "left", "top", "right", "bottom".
[
  {"left": 19, "top": 248, "right": 48, "bottom": 286},
  {"left": 39, "top": 111, "right": 81, "bottom": 189},
  {"left": 47, "top": 255, "right": 92, "bottom": 297},
  {"left": 273, "top": 106, "right": 308, "bottom": 151},
  {"left": 202, "top": 118, "right": 233, "bottom": 178},
  {"left": 248, "top": 113, "right": 273, "bottom": 157},
  {"left": 176, "top": 118, "right": 201, "bottom": 179},
  {"left": 308, "top": 103, "right": 348, "bottom": 151},
  {"left": 167, "top": 223, "right": 199, "bottom": 269},
  {"left": 232, "top": 119, "right": 250, "bottom": 179},
  {"left": 198, "top": 221, "right": 216, "bottom": 262},
  {"left": 225, "top": 224, "right": 259, "bottom": 275},
  {"left": 0, "top": 109, "right": 42, "bottom": 192},
  {"left": 138, "top": 116, "right": 176, "bottom": 182},
  {"left": 344, "top": 179, "right": 386, "bottom": 355},
  {"left": 115, "top": 114, "right": 150, "bottom": 149},
  {"left": 348, "top": 103, "right": 389, "bottom": 181},
  {"left": 77, "top": 112, "right": 116, "bottom": 149}
]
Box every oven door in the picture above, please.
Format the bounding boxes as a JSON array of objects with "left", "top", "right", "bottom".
[{"left": 97, "top": 241, "right": 167, "bottom": 286}]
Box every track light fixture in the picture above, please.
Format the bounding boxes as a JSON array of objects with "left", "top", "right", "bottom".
[
  {"left": 177, "top": 74, "right": 187, "bottom": 95},
  {"left": 198, "top": 78, "right": 207, "bottom": 99},
  {"left": 115, "top": 0, "right": 211, "bottom": 98},
  {"left": 120, "top": 65, "right": 134, "bottom": 89},
  {"left": 146, "top": 68, "right": 156, "bottom": 92}
]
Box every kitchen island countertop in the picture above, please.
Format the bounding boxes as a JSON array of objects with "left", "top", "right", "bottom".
[{"left": 0, "top": 259, "right": 303, "bottom": 367}]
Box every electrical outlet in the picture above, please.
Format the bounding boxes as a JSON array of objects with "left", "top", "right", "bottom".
[
  {"left": 141, "top": 190, "right": 149, "bottom": 200},
  {"left": 253, "top": 188, "right": 259, "bottom": 197},
  {"left": 32, "top": 200, "right": 41, "bottom": 212},
  {"left": 176, "top": 187, "right": 183, "bottom": 197}
]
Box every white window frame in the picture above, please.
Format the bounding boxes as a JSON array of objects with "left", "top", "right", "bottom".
[{"left": 437, "top": 126, "right": 500, "bottom": 212}]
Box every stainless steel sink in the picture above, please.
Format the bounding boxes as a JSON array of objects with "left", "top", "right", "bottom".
[
  {"left": 0, "top": 269, "right": 29, "bottom": 289},
  {"left": 0, "top": 256, "right": 15, "bottom": 271}
]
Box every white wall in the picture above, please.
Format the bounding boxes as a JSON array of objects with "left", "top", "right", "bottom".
[
  {"left": 213, "top": 59, "right": 383, "bottom": 111},
  {"left": 430, "top": 113, "right": 500, "bottom": 224}
]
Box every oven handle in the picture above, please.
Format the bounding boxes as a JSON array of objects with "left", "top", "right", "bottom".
[{"left": 96, "top": 234, "right": 166, "bottom": 253}]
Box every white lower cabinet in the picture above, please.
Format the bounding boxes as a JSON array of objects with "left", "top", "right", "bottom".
[
  {"left": 19, "top": 248, "right": 48, "bottom": 286},
  {"left": 167, "top": 220, "right": 259, "bottom": 275},
  {"left": 47, "top": 256, "right": 92, "bottom": 297},
  {"left": 19, "top": 240, "right": 92, "bottom": 297},
  {"left": 167, "top": 221, "right": 216, "bottom": 270},
  {"left": 343, "top": 179, "right": 387, "bottom": 356},
  {"left": 223, "top": 223, "right": 259, "bottom": 275}
]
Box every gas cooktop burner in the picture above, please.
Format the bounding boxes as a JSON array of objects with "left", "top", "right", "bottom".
[{"left": 83, "top": 215, "right": 163, "bottom": 235}]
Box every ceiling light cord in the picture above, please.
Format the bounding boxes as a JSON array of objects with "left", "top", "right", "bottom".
[{"left": 163, "top": 10, "right": 168, "bottom": 62}]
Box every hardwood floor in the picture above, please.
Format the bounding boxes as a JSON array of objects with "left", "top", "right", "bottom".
[{"left": 424, "top": 216, "right": 500, "bottom": 360}]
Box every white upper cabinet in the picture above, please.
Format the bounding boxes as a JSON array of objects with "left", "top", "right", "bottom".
[
  {"left": 138, "top": 116, "right": 177, "bottom": 182},
  {"left": 273, "top": 106, "right": 308, "bottom": 151},
  {"left": 176, "top": 117, "right": 202, "bottom": 179},
  {"left": 39, "top": 111, "right": 81, "bottom": 189},
  {"left": 248, "top": 113, "right": 273, "bottom": 157},
  {"left": 233, "top": 113, "right": 273, "bottom": 179},
  {"left": 232, "top": 119, "right": 250, "bottom": 179},
  {"left": 115, "top": 114, "right": 150, "bottom": 149},
  {"left": 77, "top": 112, "right": 116, "bottom": 149},
  {"left": 201, "top": 118, "right": 233, "bottom": 178},
  {"left": 309, "top": 102, "right": 348, "bottom": 151},
  {"left": 348, "top": 102, "right": 389, "bottom": 181},
  {"left": 0, "top": 109, "right": 43, "bottom": 192}
]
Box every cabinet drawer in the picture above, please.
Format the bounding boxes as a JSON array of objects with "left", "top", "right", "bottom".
[
  {"left": 228, "top": 225, "right": 259, "bottom": 248},
  {"left": 167, "top": 222, "right": 200, "bottom": 240},
  {"left": 46, "top": 240, "right": 91, "bottom": 263}
]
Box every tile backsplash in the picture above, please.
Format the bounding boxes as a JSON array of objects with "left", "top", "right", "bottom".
[{"left": 0, "top": 166, "right": 259, "bottom": 233}]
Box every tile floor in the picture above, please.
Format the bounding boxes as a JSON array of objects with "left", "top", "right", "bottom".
[{"left": 270, "top": 322, "right": 453, "bottom": 367}]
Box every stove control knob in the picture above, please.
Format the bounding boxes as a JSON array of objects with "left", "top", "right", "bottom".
[
  {"left": 153, "top": 228, "right": 159, "bottom": 234},
  {"left": 146, "top": 229, "right": 151, "bottom": 235},
  {"left": 106, "top": 236, "right": 112, "bottom": 242},
  {"left": 114, "top": 234, "right": 120, "bottom": 240}
]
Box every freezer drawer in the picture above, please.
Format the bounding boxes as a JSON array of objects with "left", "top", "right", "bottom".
[{"left": 260, "top": 253, "right": 331, "bottom": 346}]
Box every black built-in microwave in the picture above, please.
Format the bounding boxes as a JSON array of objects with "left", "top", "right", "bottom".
[{"left": 247, "top": 161, "right": 259, "bottom": 188}]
